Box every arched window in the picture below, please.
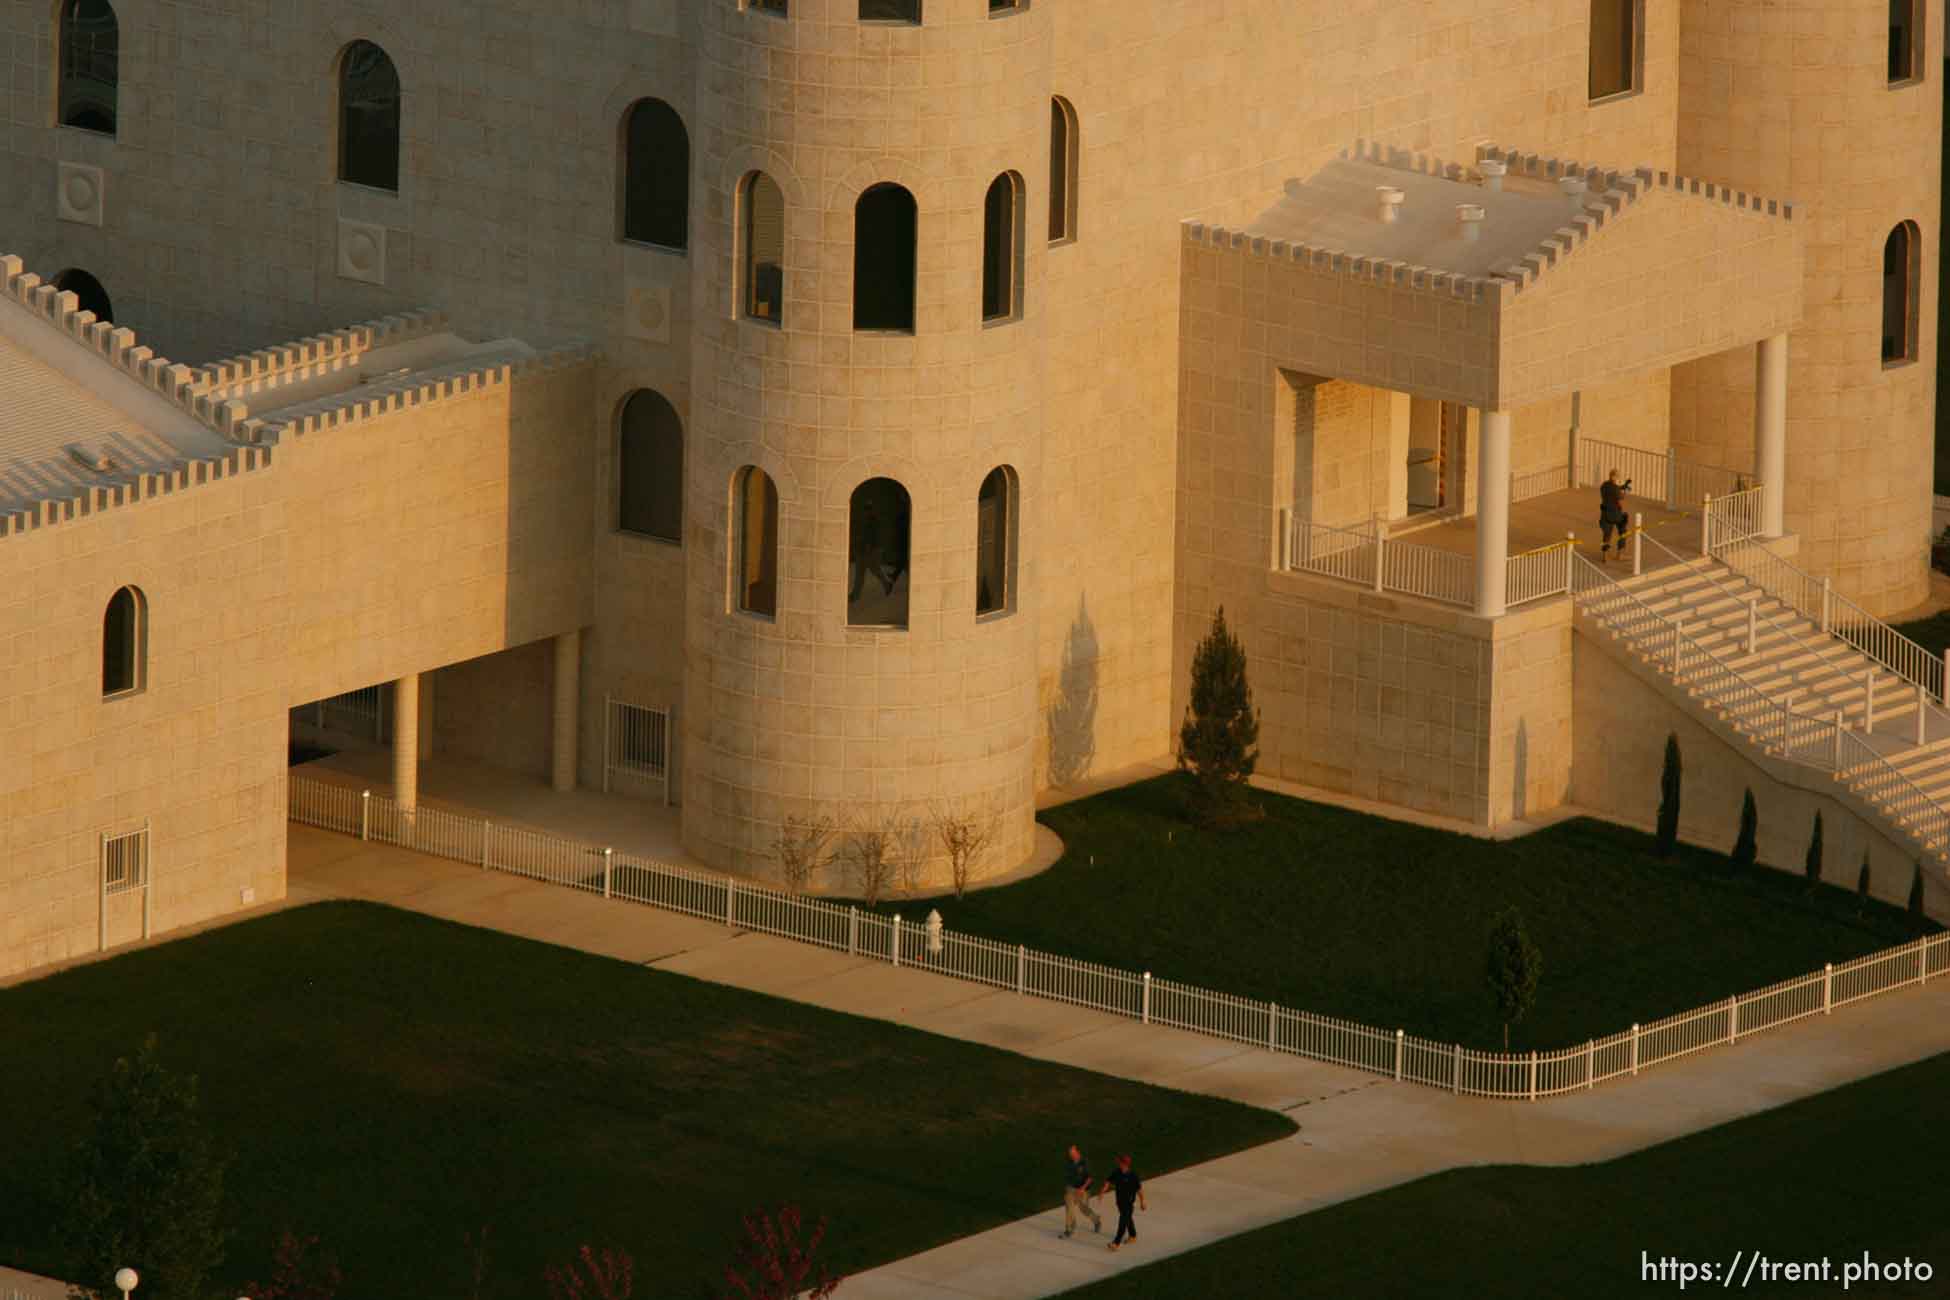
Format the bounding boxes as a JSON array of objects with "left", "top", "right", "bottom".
[
  {"left": 1588, "top": 0, "right": 1641, "bottom": 101},
  {"left": 53, "top": 268, "right": 113, "bottom": 323},
  {"left": 854, "top": 183, "right": 917, "bottom": 332},
  {"left": 621, "top": 98, "right": 690, "bottom": 250},
  {"left": 338, "top": 40, "right": 401, "bottom": 191},
  {"left": 848, "top": 478, "right": 911, "bottom": 628},
  {"left": 976, "top": 466, "right": 1017, "bottom": 618},
  {"left": 1884, "top": 220, "right": 1920, "bottom": 365},
  {"left": 860, "top": 0, "right": 921, "bottom": 20},
  {"left": 742, "top": 171, "right": 785, "bottom": 325},
  {"left": 58, "top": 0, "right": 118, "bottom": 135},
  {"left": 1890, "top": 0, "right": 1922, "bottom": 84},
  {"left": 982, "top": 171, "right": 1024, "bottom": 322},
  {"left": 102, "top": 585, "right": 145, "bottom": 697},
  {"left": 618, "top": 390, "right": 684, "bottom": 542},
  {"left": 1049, "top": 97, "right": 1079, "bottom": 244},
  {"left": 735, "top": 467, "right": 780, "bottom": 618}
]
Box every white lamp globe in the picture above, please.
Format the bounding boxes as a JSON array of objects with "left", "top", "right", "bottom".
[{"left": 113, "top": 1269, "right": 138, "bottom": 1294}]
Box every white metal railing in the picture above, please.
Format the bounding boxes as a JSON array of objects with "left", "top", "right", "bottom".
[
  {"left": 604, "top": 697, "right": 673, "bottom": 805},
  {"left": 1702, "top": 486, "right": 1766, "bottom": 556},
  {"left": 1574, "top": 436, "right": 1751, "bottom": 512},
  {"left": 1380, "top": 532, "right": 1474, "bottom": 606},
  {"left": 1285, "top": 512, "right": 1472, "bottom": 607},
  {"left": 1510, "top": 464, "right": 1570, "bottom": 505},
  {"left": 287, "top": 773, "right": 1947, "bottom": 1101},
  {"left": 1286, "top": 514, "right": 1377, "bottom": 588},
  {"left": 298, "top": 686, "right": 388, "bottom": 745},
  {"left": 1505, "top": 538, "right": 1575, "bottom": 607}
]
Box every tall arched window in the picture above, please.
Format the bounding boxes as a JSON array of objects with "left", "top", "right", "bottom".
[
  {"left": 53, "top": 268, "right": 113, "bottom": 323},
  {"left": 102, "top": 585, "right": 146, "bottom": 697},
  {"left": 618, "top": 390, "right": 684, "bottom": 542},
  {"left": 854, "top": 184, "right": 917, "bottom": 332},
  {"left": 735, "top": 467, "right": 780, "bottom": 618},
  {"left": 58, "top": 0, "right": 118, "bottom": 135},
  {"left": 338, "top": 40, "right": 401, "bottom": 191},
  {"left": 1049, "top": 97, "right": 1079, "bottom": 244},
  {"left": 1889, "top": 0, "right": 1922, "bottom": 84},
  {"left": 848, "top": 478, "right": 911, "bottom": 628},
  {"left": 621, "top": 98, "right": 690, "bottom": 250},
  {"left": 1884, "top": 220, "right": 1921, "bottom": 365},
  {"left": 976, "top": 466, "right": 1017, "bottom": 618},
  {"left": 860, "top": 0, "right": 921, "bottom": 20},
  {"left": 1588, "top": 0, "right": 1641, "bottom": 101},
  {"left": 982, "top": 172, "right": 1025, "bottom": 322},
  {"left": 742, "top": 171, "right": 785, "bottom": 324}
]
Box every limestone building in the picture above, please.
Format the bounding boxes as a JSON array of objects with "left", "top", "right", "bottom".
[{"left": 2, "top": 0, "right": 1945, "bottom": 978}]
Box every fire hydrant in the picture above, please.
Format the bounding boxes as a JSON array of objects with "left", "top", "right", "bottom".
[{"left": 926, "top": 908, "right": 943, "bottom": 956}]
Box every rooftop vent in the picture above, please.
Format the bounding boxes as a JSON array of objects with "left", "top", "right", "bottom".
[
  {"left": 1558, "top": 175, "right": 1589, "bottom": 204},
  {"left": 1456, "top": 204, "right": 1486, "bottom": 242},
  {"left": 1375, "top": 186, "right": 1405, "bottom": 223},
  {"left": 66, "top": 444, "right": 117, "bottom": 474},
  {"left": 1477, "top": 159, "right": 1506, "bottom": 192}
]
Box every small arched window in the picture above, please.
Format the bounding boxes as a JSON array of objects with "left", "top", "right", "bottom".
[
  {"left": 102, "top": 585, "right": 146, "bottom": 697},
  {"left": 735, "top": 467, "right": 780, "bottom": 618},
  {"left": 58, "top": 0, "right": 118, "bottom": 135},
  {"left": 1049, "top": 97, "right": 1079, "bottom": 244},
  {"left": 860, "top": 0, "right": 921, "bottom": 21},
  {"left": 982, "top": 172, "right": 1025, "bottom": 322},
  {"left": 338, "top": 40, "right": 401, "bottom": 191},
  {"left": 53, "top": 268, "right": 113, "bottom": 323},
  {"left": 618, "top": 390, "right": 684, "bottom": 542},
  {"left": 621, "top": 98, "right": 690, "bottom": 250},
  {"left": 848, "top": 478, "right": 911, "bottom": 628},
  {"left": 854, "top": 183, "right": 917, "bottom": 332},
  {"left": 976, "top": 466, "right": 1017, "bottom": 618},
  {"left": 742, "top": 171, "right": 785, "bottom": 325},
  {"left": 1588, "top": 0, "right": 1642, "bottom": 101},
  {"left": 1883, "top": 220, "right": 1921, "bottom": 365}
]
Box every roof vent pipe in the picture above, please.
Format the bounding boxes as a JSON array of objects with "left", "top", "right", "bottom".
[
  {"left": 1456, "top": 204, "right": 1486, "bottom": 242},
  {"left": 1477, "top": 159, "right": 1506, "bottom": 192},
  {"left": 1375, "top": 186, "right": 1405, "bottom": 223},
  {"left": 1558, "top": 175, "right": 1588, "bottom": 204}
]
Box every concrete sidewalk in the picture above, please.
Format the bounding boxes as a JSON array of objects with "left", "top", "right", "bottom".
[{"left": 285, "top": 826, "right": 1950, "bottom": 1299}]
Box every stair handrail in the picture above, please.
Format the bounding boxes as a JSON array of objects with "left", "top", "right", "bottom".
[
  {"left": 1714, "top": 535, "right": 1948, "bottom": 709},
  {"left": 1636, "top": 532, "right": 1839, "bottom": 671},
  {"left": 1836, "top": 729, "right": 1950, "bottom": 864}
]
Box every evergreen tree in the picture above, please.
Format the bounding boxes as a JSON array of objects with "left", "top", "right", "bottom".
[
  {"left": 1857, "top": 852, "right": 1872, "bottom": 913},
  {"left": 1803, "top": 811, "right": 1823, "bottom": 886},
  {"left": 1485, "top": 908, "right": 1543, "bottom": 1052},
  {"left": 1176, "top": 605, "right": 1262, "bottom": 828},
  {"left": 1655, "top": 733, "right": 1682, "bottom": 857},
  {"left": 1911, "top": 862, "right": 1928, "bottom": 918},
  {"left": 60, "top": 1036, "right": 230, "bottom": 1300},
  {"left": 1730, "top": 790, "right": 1759, "bottom": 872}
]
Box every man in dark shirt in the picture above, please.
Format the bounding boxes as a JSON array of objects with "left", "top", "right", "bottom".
[
  {"left": 1061, "top": 1143, "right": 1101, "bottom": 1238},
  {"left": 1098, "top": 1153, "right": 1147, "bottom": 1251},
  {"left": 1599, "top": 469, "right": 1631, "bottom": 562}
]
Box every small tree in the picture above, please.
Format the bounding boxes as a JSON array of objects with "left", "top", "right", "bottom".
[
  {"left": 1803, "top": 811, "right": 1824, "bottom": 887},
  {"left": 719, "top": 1206, "right": 841, "bottom": 1300},
  {"left": 544, "top": 1245, "right": 633, "bottom": 1300},
  {"left": 1911, "top": 862, "right": 1928, "bottom": 918},
  {"left": 931, "top": 801, "right": 998, "bottom": 902},
  {"left": 1484, "top": 908, "right": 1543, "bottom": 1052},
  {"left": 890, "top": 813, "right": 931, "bottom": 898},
  {"left": 773, "top": 815, "right": 837, "bottom": 894},
  {"left": 1176, "top": 605, "right": 1262, "bottom": 828},
  {"left": 59, "top": 1036, "right": 230, "bottom": 1300},
  {"left": 1857, "top": 852, "right": 1872, "bottom": 914},
  {"left": 843, "top": 815, "right": 896, "bottom": 907},
  {"left": 242, "top": 1230, "right": 342, "bottom": 1300},
  {"left": 1730, "top": 790, "right": 1759, "bottom": 872},
  {"left": 1655, "top": 733, "right": 1682, "bottom": 857}
]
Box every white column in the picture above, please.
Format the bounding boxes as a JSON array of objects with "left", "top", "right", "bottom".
[
  {"left": 1756, "top": 332, "right": 1788, "bottom": 537},
  {"left": 1474, "top": 409, "right": 1512, "bottom": 617},
  {"left": 392, "top": 673, "right": 419, "bottom": 813},
  {"left": 552, "top": 629, "right": 581, "bottom": 793}
]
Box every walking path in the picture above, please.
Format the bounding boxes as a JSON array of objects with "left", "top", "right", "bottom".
[{"left": 285, "top": 825, "right": 1950, "bottom": 1298}]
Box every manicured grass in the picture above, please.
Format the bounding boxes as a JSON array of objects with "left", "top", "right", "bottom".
[
  {"left": 0, "top": 902, "right": 1293, "bottom": 1300},
  {"left": 1066, "top": 1048, "right": 1950, "bottom": 1299},
  {"left": 892, "top": 775, "right": 1936, "bottom": 1051}
]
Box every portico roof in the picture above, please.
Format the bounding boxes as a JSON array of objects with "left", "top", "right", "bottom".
[{"left": 1181, "top": 140, "right": 1806, "bottom": 411}]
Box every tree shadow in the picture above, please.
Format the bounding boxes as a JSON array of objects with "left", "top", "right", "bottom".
[
  {"left": 1512, "top": 716, "right": 1529, "bottom": 823},
  {"left": 1046, "top": 596, "right": 1099, "bottom": 787}
]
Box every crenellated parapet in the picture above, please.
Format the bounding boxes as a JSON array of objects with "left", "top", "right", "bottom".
[
  {"left": 1180, "top": 218, "right": 1513, "bottom": 306},
  {"left": 252, "top": 342, "right": 598, "bottom": 443},
  {"left": 198, "top": 309, "right": 451, "bottom": 401},
  {"left": 0, "top": 443, "right": 275, "bottom": 540}
]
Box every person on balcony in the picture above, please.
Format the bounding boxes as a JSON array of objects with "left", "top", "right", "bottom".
[{"left": 1599, "top": 469, "right": 1631, "bottom": 563}]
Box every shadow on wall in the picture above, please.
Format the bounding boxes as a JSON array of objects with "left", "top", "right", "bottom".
[
  {"left": 1512, "top": 717, "right": 1529, "bottom": 823},
  {"left": 1047, "top": 596, "right": 1099, "bottom": 787}
]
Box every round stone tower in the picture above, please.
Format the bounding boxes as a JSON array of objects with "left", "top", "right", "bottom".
[
  {"left": 680, "top": 0, "right": 1052, "bottom": 885},
  {"left": 1669, "top": 0, "right": 1941, "bottom": 615}
]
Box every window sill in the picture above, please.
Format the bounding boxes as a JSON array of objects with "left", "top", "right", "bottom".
[
  {"left": 620, "top": 238, "right": 689, "bottom": 257},
  {"left": 975, "top": 608, "right": 1015, "bottom": 624},
  {"left": 988, "top": 1, "right": 1029, "bottom": 15},
  {"left": 102, "top": 687, "right": 145, "bottom": 702},
  {"left": 1587, "top": 87, "right": 1643, "bottom": 107},
  {"left": 741, "top": 313, "right": 784, "bottom": 330},
  {"left": 1888, "top": 75, "right": 1925, "bottom": 90},
  {"left": 618, "top": 528, "right": 683, "bottom": 548},
  {"left": 854, "top": 326, "right": 916, "bottom": 336},
  {"left": 1048, "top": 234, "right": 1076, "bottom": 249},
  {"left": 57, "top": 122, "right": 117, "bottom": 139},
  {"left": 846, "top": 622, "right": 910, "bottom": 632},
  {"left": 1883, "top": 356, "right": 1919, "bottom": 372},
  {"left": 734, "top": 607, "right": 777, "bottom": 623},
  {"left": 337, "top": 179, "right": 403, "bottom": 198},
  {"left": 982, "top": 313, "right": 1022, "bottom": 330}
]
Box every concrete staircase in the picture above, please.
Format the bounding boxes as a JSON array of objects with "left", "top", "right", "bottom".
[{"left": 1574, "top": 552, "right": 1950, "bottom": 866}]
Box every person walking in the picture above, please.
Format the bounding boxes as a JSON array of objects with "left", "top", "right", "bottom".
[
  {"left": 1098, "top": 1153, "right": 1146, "bottom": 1251},
  {"left": 1060, "top": 1144, "right": 1102, "bottom": 1239},
  {"left": 1599, "top": 468, "right": 1631, "bottom": 563}
]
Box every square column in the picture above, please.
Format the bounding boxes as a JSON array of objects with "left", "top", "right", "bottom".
[
  {"left": 1755, "top": 333, "right": 1788, "bottom": 537},
  {"left": 392, "top": 673, "right": 419, "bottom": 813},
  {"left": 1473, "top": 409, "right": 1512, "bottom": 617},
  {"left": 552, "top": 629, "right": 581, "bottom": 793}
]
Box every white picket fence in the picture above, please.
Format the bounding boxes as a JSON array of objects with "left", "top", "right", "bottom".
[{"left": 288, "top": 774, "right": 1948, "bottom": 1102}]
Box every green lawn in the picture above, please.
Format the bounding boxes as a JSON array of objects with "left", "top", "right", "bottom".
[
  {"left": 0, "top": 902, "right": 1293, "bottom": 1300},
  {"left": 885, "top": 775, "right": 1936, "bottom": 1051},
  {"left": 1066, "top": 1047, "right": 1950, "bottom": 1300}
]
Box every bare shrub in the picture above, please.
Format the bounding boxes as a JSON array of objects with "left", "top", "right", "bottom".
[
  {"left": 890, "top": 813, "right": 931, "bottom": 898},
  {"left": 772, "top": 815, "right": 836, "bottom": 894},
  {"left": 931, "top": 801, "right": 999, "bottom": 901},
  {"left": 843, "top": 814, "right": 897, "bottom": 906}
]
